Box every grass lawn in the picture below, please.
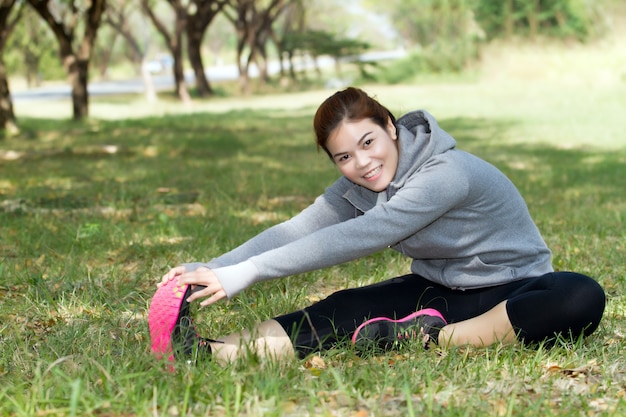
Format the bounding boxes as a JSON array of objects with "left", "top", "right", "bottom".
[{"left": 1, "top": 39, "right": 625, "bottom": 416}]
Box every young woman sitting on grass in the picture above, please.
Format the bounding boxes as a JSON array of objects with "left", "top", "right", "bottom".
[{"left": 149, "top": 87, "right": 605, "bottom": 364}]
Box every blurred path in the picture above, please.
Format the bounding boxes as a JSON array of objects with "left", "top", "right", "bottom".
[{"left": 11, "top": 50, "right": 405, "bottom": 102}]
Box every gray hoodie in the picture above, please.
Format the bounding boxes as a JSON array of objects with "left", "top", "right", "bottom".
[{"left": 185, "top": 110, "right": 553, "bottom": 298}]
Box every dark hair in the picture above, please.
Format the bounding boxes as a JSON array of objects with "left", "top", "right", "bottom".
[{"left": 313, "top": 87, "right": 397, "bottom": 159}]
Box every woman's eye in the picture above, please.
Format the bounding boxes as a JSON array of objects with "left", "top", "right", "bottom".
[{"left": 363, "top": 138, "right": 373, "bottom": 147}]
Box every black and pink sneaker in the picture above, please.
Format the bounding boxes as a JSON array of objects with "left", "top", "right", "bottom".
[
  {"left": 351, "top": 308, "right": 447, "bottom": 350},
  {"left": 148, "top": 279, "right": 216, "bottom": 362}
]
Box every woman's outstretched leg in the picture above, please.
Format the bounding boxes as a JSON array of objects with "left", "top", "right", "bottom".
[
  {"left": 209, "top": 319, "right": 295, "bottom": 365},
  {"left": 207, "top": 272, "right": 605, "bottom": 362}
]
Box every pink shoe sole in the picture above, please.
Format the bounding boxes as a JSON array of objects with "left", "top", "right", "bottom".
[
  {"left": 148, "top": 279, "right": 190, "bottom": 361},
  {"left": 351, "top": 308, "right": 447, "bottom": 344}
]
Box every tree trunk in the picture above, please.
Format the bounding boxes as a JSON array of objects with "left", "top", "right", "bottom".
[
  {"left": 58, "top": 44, "right": 91, "bottom": 120},
  {"left": 234, "top": 35, "right": 250, "bottom": 94},
  {"left": 172, "top": 41, "right": 191, "bottom": 103},
  {"left": 140, "top": 59, "right": 157, "bottom": 103},
  {"left": 185, "top": 0, "right": 227, "bottom": 98},
  {"left": 527, "top": 0, "right": 540, "bottom": 38},
  {"left": 28, "top": 0, "right": 106, "bottom": 120},
  {"left": 504, "top": 0, "right": 514, "bottom": 38},
  {"left": 104, "top": 0, "right": 156, "bottom": 103},
  {"left": 142, "top": 0, "right": 190, "bottom": 103},
  {"left": 187, "top": 30, "right": 212, "bottom": 96},
  {"left": 24, "top": 50, "right": 40, "bottom": 88},
  {"left": 242, "top": 47, "right": 256, "bottom": 95},
  {"left": 0, "top": 0, "right": 20, "bottom": 135},
  {"left": 69, "top": 58, "right": 89, "bottom": 119},
  {"left": 0, "top": 59, "right": 18, "bottom": 136},
  {"left": 287, "top": 51, "right": 297, "bottom": 81},
  {"left": 255, "top": 37, "right": 269, "bottom": 83}
]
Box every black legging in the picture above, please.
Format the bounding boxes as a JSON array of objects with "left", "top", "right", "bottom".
[{"left": 274, "top": 271, "right": 606, "bottom": 357}]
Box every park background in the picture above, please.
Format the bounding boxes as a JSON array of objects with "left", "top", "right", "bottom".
[{"left": 1, "top": 0, "right": 625, "bottom": 416}]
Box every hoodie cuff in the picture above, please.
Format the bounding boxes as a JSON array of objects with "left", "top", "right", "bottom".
[{"left": 211, "top": 260, "right": 260, "bottom": 298}]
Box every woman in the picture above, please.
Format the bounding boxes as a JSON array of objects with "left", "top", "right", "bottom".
[{"left": 149, "top": 87, "right": 605, "bottom": 364}]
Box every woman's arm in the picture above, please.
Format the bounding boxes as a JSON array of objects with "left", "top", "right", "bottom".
[
  {"left": 212, "top": 160, "right": 470, "bottom": 297},
  {"left": 185, "top": 179, "right": 354, "bottom": 272}
]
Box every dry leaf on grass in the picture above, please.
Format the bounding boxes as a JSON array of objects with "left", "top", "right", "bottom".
[
  {"left": 303, "top": 355, "right": 327, "bottom": 376},
  {"left": 544, "top": 359, "right": 598, "bottom": 379},
  {"left": 544, "top": 359, "right": 602, "bottom": 396}
]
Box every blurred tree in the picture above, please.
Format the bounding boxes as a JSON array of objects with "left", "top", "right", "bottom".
[
  {"left": 105, "top": 0, "right": 157, "bottom": 102},
  {"left": 0, "top": 0, "right": 22, "bottom": 136},
  {"left": 27, "top": 0, "right": 107, "bottom": 120},
  {"left": 281, "top": 30, "right": 369, "bottom": 79},
  {"left": 186, "top": 0, "right": 228, "bottom": 97},
  {"left": 141, "top": 0, "right": 190, "bottom": 103},
  {"left": 272, "top": 0, "right": 304, "bottom": 81},
  {"left": 223, "top": 0, "right": 289, "bottom": 94},
  {"left": 140, "top": 0, "right": 230, "bottom": 99},
  {"left": 273, "top": 1, "right": 379, "bottom": 83}
]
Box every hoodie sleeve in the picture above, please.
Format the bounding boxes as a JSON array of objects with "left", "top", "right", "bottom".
[
  {"left": 182, "top": 178, "right": 356, "bottom": 286},
  {"left": 212, "top": 156, "right": 470, "bottom": 297}
]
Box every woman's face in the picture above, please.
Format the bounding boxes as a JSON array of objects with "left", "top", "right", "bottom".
[{"left": 326, "top": 117, "right": 399, "bottom": 192}]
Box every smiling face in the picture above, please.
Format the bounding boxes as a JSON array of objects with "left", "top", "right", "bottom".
[{"left": 326, "top": 117, "right": 399, "bottom": 192}]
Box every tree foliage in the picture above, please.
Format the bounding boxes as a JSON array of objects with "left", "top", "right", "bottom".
[
  {"left": 282, "top": 30, "right": 370, "bottom": 78},
  {"left": 473, "top": 0, "right": 605, "bottom": 40},
  {"left": 362, "top": 0, "right": 606, "bottom": 80},
  {"left": 366, "top": 0, "right": 605, "bottom": 44},
  {"left": 5, "top": 5, "right": 62, "bottom": 86}
]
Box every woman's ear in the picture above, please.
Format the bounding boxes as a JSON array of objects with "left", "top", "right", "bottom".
[{"left": 386, "top": 116, "right": 397, "bottom": 140}]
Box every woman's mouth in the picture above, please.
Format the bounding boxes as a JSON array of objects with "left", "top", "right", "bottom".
[{"left": 363, "top": 165, "right": 382, "bottom": 180}]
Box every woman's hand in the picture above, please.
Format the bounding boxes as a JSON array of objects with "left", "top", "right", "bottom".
[{"left": 158, "top": 266, "right": 227, "bottom": 307}]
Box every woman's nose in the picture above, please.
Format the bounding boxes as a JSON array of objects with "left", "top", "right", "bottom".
[{"left": 354, "top": 152, "right": 368, "bottom": 168}]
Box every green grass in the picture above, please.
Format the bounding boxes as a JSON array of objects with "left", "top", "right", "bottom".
[{"left": 2, "top": 49, "right": 626, "bottom": 416}]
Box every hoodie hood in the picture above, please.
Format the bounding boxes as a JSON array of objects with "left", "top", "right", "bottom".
[
  {"left": 391, "top": 110, "right": 457, "bottom": 192},
  {"left": 341, "top": 110, "right": 457, "bottom": 211}
]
